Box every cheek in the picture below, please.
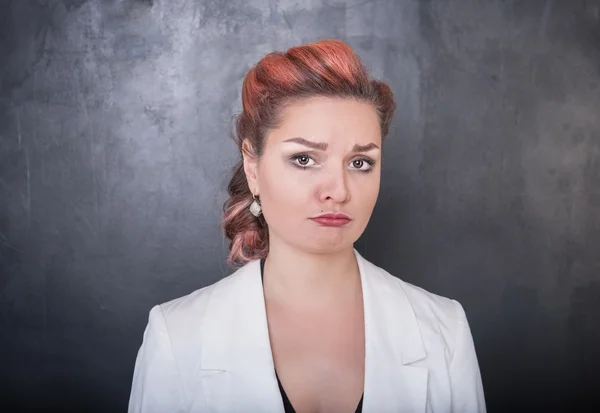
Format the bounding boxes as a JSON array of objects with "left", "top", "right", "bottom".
[
  {"left": 258, "top": 160, "right": 306, "bottom": 214},
  {"left": 357, "top": 175, "right": 380, "bottom": 213}
]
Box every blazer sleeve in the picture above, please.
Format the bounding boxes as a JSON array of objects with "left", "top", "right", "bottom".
[
  {"left": 128, "top": 305, "right": 187, "bottom": 413},
  {"left": 449, "top": 300, "right": 487, "bottom": 413}
]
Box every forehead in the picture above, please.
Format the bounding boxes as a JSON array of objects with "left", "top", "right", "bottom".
[{"left": 268, "top": 97, "right": 381, "bottom": 146}]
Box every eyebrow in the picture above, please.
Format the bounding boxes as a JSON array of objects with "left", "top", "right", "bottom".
[{"left": 282, "top": 137, "right": 380, "bottom": 152}]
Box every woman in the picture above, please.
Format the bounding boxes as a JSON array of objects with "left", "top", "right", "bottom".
[{"left": 128, "top": 39, "right": 486, "bottom": 413}]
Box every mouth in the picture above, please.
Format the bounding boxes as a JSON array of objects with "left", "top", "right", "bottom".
[{"left": 309, "top": 213, "right": 352, "bottom": 227}]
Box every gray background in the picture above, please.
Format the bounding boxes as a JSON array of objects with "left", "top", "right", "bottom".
[{"left": 1, "top": 0, "right": 599, "bottom": 412}]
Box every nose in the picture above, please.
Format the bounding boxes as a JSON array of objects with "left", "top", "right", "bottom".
[{"left": 320, "top": 165, "right": 350, "bottom": 203}]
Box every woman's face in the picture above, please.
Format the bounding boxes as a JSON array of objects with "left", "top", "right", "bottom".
[{"left": 244, "top": 96, "right": 382, "bottom": 255}]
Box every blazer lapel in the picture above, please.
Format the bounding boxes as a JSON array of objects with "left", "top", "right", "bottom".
[
  {"left": 198, "top": 260, "right": 284, "bottom": 413},
  {"left": 355, "top": 249, "right": 429, "bottom": 413}
]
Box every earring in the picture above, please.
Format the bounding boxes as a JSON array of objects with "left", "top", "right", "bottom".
[{"left": 250, "top": 193, "right": 262, "bottom": 217}]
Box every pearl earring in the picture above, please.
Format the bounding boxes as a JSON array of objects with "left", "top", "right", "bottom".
[{"left": 250, "top": 193, "right": 262, "bottom": 217}]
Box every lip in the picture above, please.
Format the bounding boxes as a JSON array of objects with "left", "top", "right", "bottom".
[
  {"left": 309, "top": 212, "right": 352, "bottom": 227},
  {"left": 312, "top": 212, "right": 352, "bottom": 220}
]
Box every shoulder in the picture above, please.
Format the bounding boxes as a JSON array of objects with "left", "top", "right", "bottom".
[
  {"left": 361, "top": 257, "right": 468, "bottom": 345},
  {"left": 399, "top": 276, "right": 468, "bottom": 348},
  {"left": 363, "top": 256, "right": 463, "bottom": 315},
  {"left": 398, "top": 276, "right": 465, "bottom": 326},
  {"left": 154, "top": 261, "right": 255, "bottom": 330},
  {"left": 143, "top": 260, "right": 261, "bottom": 355}
]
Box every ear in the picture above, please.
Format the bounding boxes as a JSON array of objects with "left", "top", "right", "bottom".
[{"left": 242, "top": 139, "right": 259, "bottom": 195}]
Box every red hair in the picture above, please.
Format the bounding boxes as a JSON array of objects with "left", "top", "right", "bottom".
[{"left": 222, "top": 39, "right": 396, "bottom": 267}]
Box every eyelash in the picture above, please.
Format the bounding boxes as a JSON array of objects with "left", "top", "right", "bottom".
[{"left": 289, "top": 154, "right": 376, "bottom": 174}]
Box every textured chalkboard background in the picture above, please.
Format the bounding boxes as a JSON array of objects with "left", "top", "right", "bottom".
[{"left": 1, "top": 0, "right": 599, "bottom": 412}]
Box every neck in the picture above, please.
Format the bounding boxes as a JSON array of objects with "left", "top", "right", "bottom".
[{"left": 262, "top": 241, "right": 361, "bottom": 311}]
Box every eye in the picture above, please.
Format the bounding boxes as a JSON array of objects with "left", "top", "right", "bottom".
[
  {"left": 290, "top": 154, "right": 317, "bottom": 169},
  {"left": 350, "top": 157, "right": 375, "bottom": 172},
  {"left": 352, "top": 159, "right": 365, "bottom": 169}
]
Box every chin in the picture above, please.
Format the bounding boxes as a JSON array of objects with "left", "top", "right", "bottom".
[{"left": 296, "top": 237, "right": 357, "bottom": 255}]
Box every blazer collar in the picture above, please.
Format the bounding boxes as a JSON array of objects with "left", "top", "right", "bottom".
[{"left": 199, "top": 248, "right": 428, "bottom": 413}]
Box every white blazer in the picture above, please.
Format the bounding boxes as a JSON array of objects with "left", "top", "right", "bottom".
[{"left": 128, "top": 249, "right": 486, "bottom": 413}]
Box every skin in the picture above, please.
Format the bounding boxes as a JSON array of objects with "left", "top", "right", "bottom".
[{"left": 242, "top": 96, "right": 382, "bottom": 413}]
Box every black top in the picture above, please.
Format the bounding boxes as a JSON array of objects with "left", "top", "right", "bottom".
[{"left": 260, "top": 259, "right": 364, "bottom": 413}]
